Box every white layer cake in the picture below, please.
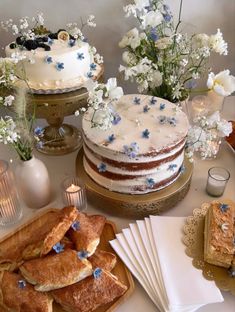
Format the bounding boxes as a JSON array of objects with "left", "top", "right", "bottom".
[
  {"left": 6, "top": 39, "right": 101, "bottom": 91},
  {"left": 82, "top": 94, "right": 189, "bottom": 194}
]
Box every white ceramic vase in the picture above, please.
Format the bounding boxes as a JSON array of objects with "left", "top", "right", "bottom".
[{"left": 15, "top": 155, "right": 51, "bottom": 209}]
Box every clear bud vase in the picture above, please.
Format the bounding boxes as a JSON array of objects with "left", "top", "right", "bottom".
[
  {"left": 15, "top": 155, "right": 51, "bottom": 209},
  {"left": 0, "top": 160, "right": 22, "bottom": 226}
]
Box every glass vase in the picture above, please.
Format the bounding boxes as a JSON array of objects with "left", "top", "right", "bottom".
[
  {"left": 15, "top": 155, "right": 51, "bottom": 209},
  {"left": 0, "top": 160, "right": 22, "bottom": 225}
]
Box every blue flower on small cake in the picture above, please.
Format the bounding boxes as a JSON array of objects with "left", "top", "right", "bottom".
[
  {"left": 123, "top": 142, "right": 139, "bottom": 158},
  {"left": 55, "top": 62, "right": 64, "bottom": 71},
  {"left": 219, "top": 203, "right": 229, "bottom": 213},
  {"left": 77, "top": 250, "right": 89, "bottom": 260},
  {"left": 53, "top": 242, "right": 64, "bottom": 253},
  {"left": 45, "top": 56, "right": 53, "bottom": 64},
  {"left": 142, "top": 129, "right": 150, "bottom": 139},
  {"left": 18, "top": 280, "right": 26, "bottom": 289},
  {"left": 97, "top": 163, "right": 107, "bottom": 172},
  {"left": 167, "top": 117, "right": 177, "bottom": 126},
  {"left": 77, "top": 52, "right": 85, "bottom": 60},
  {"left": 158, "top": 115, "right": 167, "bottom": 124},
  {"left": 133, "top": 97, "right": 141, "bottom": 105}
]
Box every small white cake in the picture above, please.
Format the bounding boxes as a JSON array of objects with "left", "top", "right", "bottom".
[
  {"left": 82, "top": 94, "right": 189, "bottom": 194},
  {"left": 5, "top": 36, "right": 101, "bottom": 92}
]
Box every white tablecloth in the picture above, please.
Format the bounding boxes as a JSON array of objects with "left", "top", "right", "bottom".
[{"left": 0, "top": 96, "right": 234, "bottom": 312}]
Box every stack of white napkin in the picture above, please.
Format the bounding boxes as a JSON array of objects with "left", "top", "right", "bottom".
[{"left": 110, "top": 216, "right": 223, "bottom": 312}]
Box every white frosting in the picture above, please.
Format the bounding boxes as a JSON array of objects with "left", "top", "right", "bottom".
[
  {"left": 5, "top": 39, "right": 101, "bottom": 91},
  {"left": 82, "top": 94, "right": 189, "bottom": 194}
]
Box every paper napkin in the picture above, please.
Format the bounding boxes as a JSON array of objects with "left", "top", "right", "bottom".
[{"left": 110, "top": 216, "right": 223, "bottom": 312}]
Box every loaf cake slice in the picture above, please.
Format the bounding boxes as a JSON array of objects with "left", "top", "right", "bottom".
[{"left": 204, "top": 201, "right": 235, "bottom": 268}]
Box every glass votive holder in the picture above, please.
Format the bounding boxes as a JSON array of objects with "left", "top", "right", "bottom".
[
  {"left": 0, "top": 160, "right": 22, "bottom": 226},
  {"left": 206, "top": 167, "right": 230, "bottom": 197},
  {"left": 62, "top": 176, "right": 87, "bottom": 211},
  {"left": 191, "top": 95, "right": 210, "bottom": 121}
]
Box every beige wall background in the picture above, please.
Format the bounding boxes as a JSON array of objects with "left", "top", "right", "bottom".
[{"left": 0, "top": 0, "right": 234, "bottom": 93}]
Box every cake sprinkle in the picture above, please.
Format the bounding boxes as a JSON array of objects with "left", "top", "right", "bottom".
[
  {"left": 77, "top": 52, "right": 85, "bottom": 60},
  {"left": 55, "top": 62, "right": 64, "bottom": 71},
  {"left": 150, "top": 97, "right": 157, "bottom": 105},
  {"left": 142, "top": 129, "right": 150, "bottom": 139},
  {"left": 159, "top": 103, "right": 165, "bottom": 110},
  {"left": 146, "top": 178, "right": 155, "bottom": 188},
  {"left": 97, "top": 163, "right": 107, "bottom": 172},
  {"left": 133, "top": 97, "right": 141, "bottom": 105},
  {"left": 143, "top": 105, "right": 150, "bottom": 113},
  {"left": 107, "top": 134, "right": 115, "bottom": 143},
  {"left": 168, "top": 164, "right": 177, "bottom": 171}
]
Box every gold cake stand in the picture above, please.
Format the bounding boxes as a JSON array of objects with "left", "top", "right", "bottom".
[
  {"left": 27, "top": 66, "right": 104, "bottom": 155},
  {"left": 76, "top": 149, "right": 193, "bottom": 218}
]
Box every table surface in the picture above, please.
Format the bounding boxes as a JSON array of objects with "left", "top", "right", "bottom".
[{"left": 0, "top": 96, "right": 234, "bottom": 312}]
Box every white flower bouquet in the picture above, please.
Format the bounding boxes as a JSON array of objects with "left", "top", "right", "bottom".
[{"left": 119, "top": 0, "right": 235, "bottom": 102}]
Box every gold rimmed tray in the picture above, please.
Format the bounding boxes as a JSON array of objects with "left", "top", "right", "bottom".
[
  {"left": 0, "top": 208, "right": 134, "bottom": 312},
  {"left": 76, "top": 149, "right": 193, "bottom": 218},
  {"left": 183, "top": 200, "right": 235, "bottom": 295}
]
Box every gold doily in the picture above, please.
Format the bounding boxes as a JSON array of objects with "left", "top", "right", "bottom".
[{"left": 183, "top": 200, "right": 235, "bottom": 295}]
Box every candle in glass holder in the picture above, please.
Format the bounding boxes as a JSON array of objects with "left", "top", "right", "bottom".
[
  {"left": 191, "top": 95, "right": 210, "bottom": 120},
  {"left": 0, "top": 160, "right": 22, "bottom": 226},
  {"left": 206, "top": 167, "right": 230, "bottom": 197},
  {"left": 62, "top": 177, "right": 87, "bottom": 211}
]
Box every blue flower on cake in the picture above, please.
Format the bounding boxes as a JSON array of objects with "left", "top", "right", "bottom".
[
  {"left": 18, "top": 280, "right": 26, "bottom": 289},
  {"left": 93, "top": 268, "right": 102, "bottom": 279},
  {"left": 47, "top": 38, "right": 54, "bottom": 45},
  {"left": 179, "top": 164, "right": 186, "bottom": 174},
  {"left": 97, "top": 163, "right": 107, "bottom": 173},
  {"left": 68, "top": 39, "right": 76, "bottom": 47},
  {"left": 107, "top": 134, "right": 115, "bottom": 143},
  {"left": 53, "top": 242, "right": 64, "bottom": 253},
  {"left": 71, "top": 220, "right": 80, "bottom": 231},
  {"left": 146, "top": 178, "right": 155, "bottom": 188},
  {"left": 77, "top": 52, "right": 85, "bottom": 60},
  {"left": 219, "top": 203, "right": 229, "bottom": 213},
  {"left": 55, "top": 62, "right": 64, "bottom": 71},
  {"left": 143, "top": 105, "right": 150, "bottom": 113},
  {"left": 167, "top": 164, "right": 177, "bottom": 171},
  {"left": 111, "top": 112, "right": 121, "bottom": 125},
  {"left": 90, "top": 63, "right": 97, "bottom": 71},
  {"left": 167, "top": 117, "right": 177, "bottom": 126},
  {"left": 87, "top": 72, "right": 94, "bottom": 78},
  {"left": 159, "top": 103, "right": 165, "bottom": 111},
  {"left": 45, "top": 56, "right": 53, "bottom": 64},
  {"left": 133, "top": 97, "right": 141, "bottom": 105},
  {"left": 34, "top": 126, "right": 44, "bottom": 137},
  {"left": 158, "top": 115, "right": 167, "bottom": 124},
  {"left": 150, "top": 97, "right": 157, "bottom": 105},
  {"left": 123, "top": 142, "right": 139, "bottom": 159},
  {"left": 77, "top": 250, "right": 89, "bottom": 260},
  {"left": 142, "top": 129, "right": 150, "bottom": 139}
]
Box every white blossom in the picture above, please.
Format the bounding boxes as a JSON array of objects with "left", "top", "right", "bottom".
[
  {"left": 87, "top": 15, "right": 96, "bottom": 27},
  {"left": 3, "top": 95, "right": 14, "bottom": 106},
  {"left": 140, "top": 10, "right": 163, "bottom": 29},
  {"left": 119, "top": 28, "right": 141, "bottom": 49},
  {"left": 106, "top": 78, "right": 124, "bottom": 100},
  {"left": 123, "top": 5, "right": 137, "bottom": 17},
  {"left": 155, "top": 37, "right": 172, "bottom": 49},
  {"left": 207, "top": 70, "right": 235, "bottom": 96},
  {"left": 134, "top": 0, "right": 150, "bottom": 11},
  {"left": 209, "top": 29, "right": 228, "bottom": 55}
]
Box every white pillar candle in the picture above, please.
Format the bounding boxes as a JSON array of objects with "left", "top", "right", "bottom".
[{"left": 206, "top": 174, "right": 226, "bottom": 196}]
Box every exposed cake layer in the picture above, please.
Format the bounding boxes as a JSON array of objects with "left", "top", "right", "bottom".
[
  {"left": 6, "top": 39, "right": 101, "bottom": 91},
  {"left": 82, "top": 94, "right": 189, "bottom": 194}
]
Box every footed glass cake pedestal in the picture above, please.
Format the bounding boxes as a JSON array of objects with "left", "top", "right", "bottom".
[
  {"left": 76, "top": 149, "right": 193, "bottom": 218},
  {"left": 28, "top": 89, "right": 87, "bottom": 155},
  {"left": 27, "top": 67, "right": 104, "bottom": 156}
]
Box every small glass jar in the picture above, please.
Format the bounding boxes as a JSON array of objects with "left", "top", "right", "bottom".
[
  {"left": 61, "top": 176, "right": 87, "bottom": 211},
  {"left": 0, "top": 160, "right": 22, "bottom": 226},
  {"left": 206, "top": 167, "right": 230, "bottom": 197}
]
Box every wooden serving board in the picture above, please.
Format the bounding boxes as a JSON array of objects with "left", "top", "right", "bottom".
[{"left": 0, "top": 208, "right": 134, "bottom": 312}]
